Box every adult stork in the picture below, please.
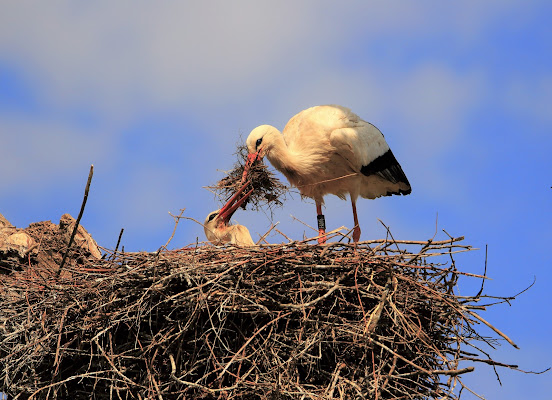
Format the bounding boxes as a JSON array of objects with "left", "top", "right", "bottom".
[
  {"left": 243, "top": 105, "right": 411, "bottom": 244},
  {"left": 204, "top": 183, "right": 255, "bottom": 246}
]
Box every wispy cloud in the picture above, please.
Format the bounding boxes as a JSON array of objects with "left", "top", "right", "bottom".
[{"left": 0, "top": 1, "right": 537, "bottom": 118}]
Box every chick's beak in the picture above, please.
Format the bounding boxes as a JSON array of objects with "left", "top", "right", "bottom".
[{"left": 218, "top": 182, "right": 254, "bottom": 224}]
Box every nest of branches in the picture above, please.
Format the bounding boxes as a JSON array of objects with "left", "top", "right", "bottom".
[
  {"left": 0, "top": 229, "right": 525, "bottom": 400},
  {"left": 205, "top": 144, "right": 288, "bottom": 212}
]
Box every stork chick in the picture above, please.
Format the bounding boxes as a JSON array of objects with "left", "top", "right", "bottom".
[{"left": 204, "top": 183, "right": 255, "bottom": 246}]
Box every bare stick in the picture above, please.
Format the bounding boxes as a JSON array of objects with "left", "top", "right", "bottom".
[
  {"left": 476, "top": 245, "right": 488, "bottom": 298},
  {"left": 397, "top": 366, "right": 475, "bottom": 378},
  {"left": 279, "top": 279, "right": 342, "bottom": 309},
  {"left": 169, "top": 354, "right": 216, "bottom": 394},
  {"left": 467, "top": 310, "right": 519, "bottom": 349},
  {"left": 56, "top": 164, "right": 94, "bottom": 278},
  {"left": 112, "top": 228, "right": 124, "bottom": 258},
  {"left": 256, "top": 222, "right": 279, "bottom": 245},
  {"left": 163, "top": 209, "right": 186, "bottom": 249},
  {"left": 290, "top": 214, "right": 317, "bottom": 232},
  {"left": 275, "top": 229, "right": 293, "bottom": 242}
]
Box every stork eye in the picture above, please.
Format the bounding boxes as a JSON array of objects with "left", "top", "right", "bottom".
[
  {"left": 208, "top": 212, "right": 218, "bottom": 222},
  {"left": 255, "top": 138, "right": 263, "bottom": 148}
]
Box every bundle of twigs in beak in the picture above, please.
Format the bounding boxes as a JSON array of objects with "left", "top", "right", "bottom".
[{"left": 206, "top": 143, "right": 287, "bottom": 212}]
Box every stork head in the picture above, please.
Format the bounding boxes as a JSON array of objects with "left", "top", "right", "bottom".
[
  {"left": 204, "top": 182, "right": 253, "bottom": 244},
  {"left": 203, "top": 210, "right": 222, "bottom": 244},
  {"left": 245, "top": 125, "right": 279, "bottom": 157},
  {"left": 242, "top": 125, "right": 280, "bottom": 183}
]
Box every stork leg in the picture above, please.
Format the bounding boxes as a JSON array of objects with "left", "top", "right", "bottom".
[
  {"left": 316, "top": 201, "right": 326, "bottom": 244},
  {"left": 351, "top": 198, "right": 361, "bottom": 243}
]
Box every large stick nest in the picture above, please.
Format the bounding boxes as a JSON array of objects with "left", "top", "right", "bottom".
[{"left": 0, "top": 226, "right": 525, "bottom": 400}]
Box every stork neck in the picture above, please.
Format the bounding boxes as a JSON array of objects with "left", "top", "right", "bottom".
[{"left": 266, "top": 134, "right": 301, "bottom": 178}]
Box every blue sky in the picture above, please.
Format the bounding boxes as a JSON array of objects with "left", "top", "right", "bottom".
[{"left": 1, "top": 2, "right": 550, "bottom": 398}]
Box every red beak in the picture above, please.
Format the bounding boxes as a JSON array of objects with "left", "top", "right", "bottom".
[
  {"left": 241, "top": 151, "right": 261, "bottom": 184},
  {"left": 218, "top": 181, "right": 254, "bottom": 224}
]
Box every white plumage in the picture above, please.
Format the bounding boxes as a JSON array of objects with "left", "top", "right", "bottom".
[
  {"left": 244, "top": 105, "right": 411, "bottom": 243},
  {"left": 204, "top": 184, "right": 255, "bottom": 246},
  {"left": 204, "top": 213, "right": 255, "bottom": 246}
]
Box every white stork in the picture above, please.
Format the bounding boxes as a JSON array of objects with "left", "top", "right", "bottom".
[
  {"left": 204, "top": 183, "right": 255, "bottom": 246},
  {"left": 243, "top": 105, "right": 411, "bottom": 244}
]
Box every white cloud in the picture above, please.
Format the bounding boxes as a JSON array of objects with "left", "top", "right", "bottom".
[
  {"left": 0, "top": 1, "right": 536, "bottom": 121},
  {"left": 0, "top": 2, "right": 323, "bottom": 120}
]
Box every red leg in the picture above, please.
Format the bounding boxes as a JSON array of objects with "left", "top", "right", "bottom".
[
  {"left": 351, "top": 198, "right": 361, "bottom": 243},
  {"left": 316, "top": 201, "right": 326, "bottom": 244}
]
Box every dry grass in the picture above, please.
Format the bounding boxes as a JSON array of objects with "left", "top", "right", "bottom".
[{"left": 205, "top": 144, "right": 288, "bottom": 213}]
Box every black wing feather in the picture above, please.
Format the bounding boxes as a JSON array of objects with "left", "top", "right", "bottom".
[{"left": 360, "top": 149, "right": 411, "bottom": 195}]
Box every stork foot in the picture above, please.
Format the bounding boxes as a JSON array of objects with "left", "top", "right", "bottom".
[
  {"left": 318, "top": 229, "right": 327, "bottom": 244},
  {"left": 352, "top": 225, "right": 361, "bottom": 243}
]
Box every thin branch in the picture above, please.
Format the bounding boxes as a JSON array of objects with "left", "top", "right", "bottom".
[
  {"left": 56, "top": 164, "right": 94, "bottom": 278},
  {"left": 163, "top": 208, "right": 186, "bottom": 249}
]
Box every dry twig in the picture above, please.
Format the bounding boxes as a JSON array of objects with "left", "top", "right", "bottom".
[{"left": 56, "top": 164, "right": 94, "bottom": 277}]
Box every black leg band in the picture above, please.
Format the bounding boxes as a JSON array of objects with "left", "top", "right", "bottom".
[{"left": 317, "top": 214, "right": 326, "bottom": 231}]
